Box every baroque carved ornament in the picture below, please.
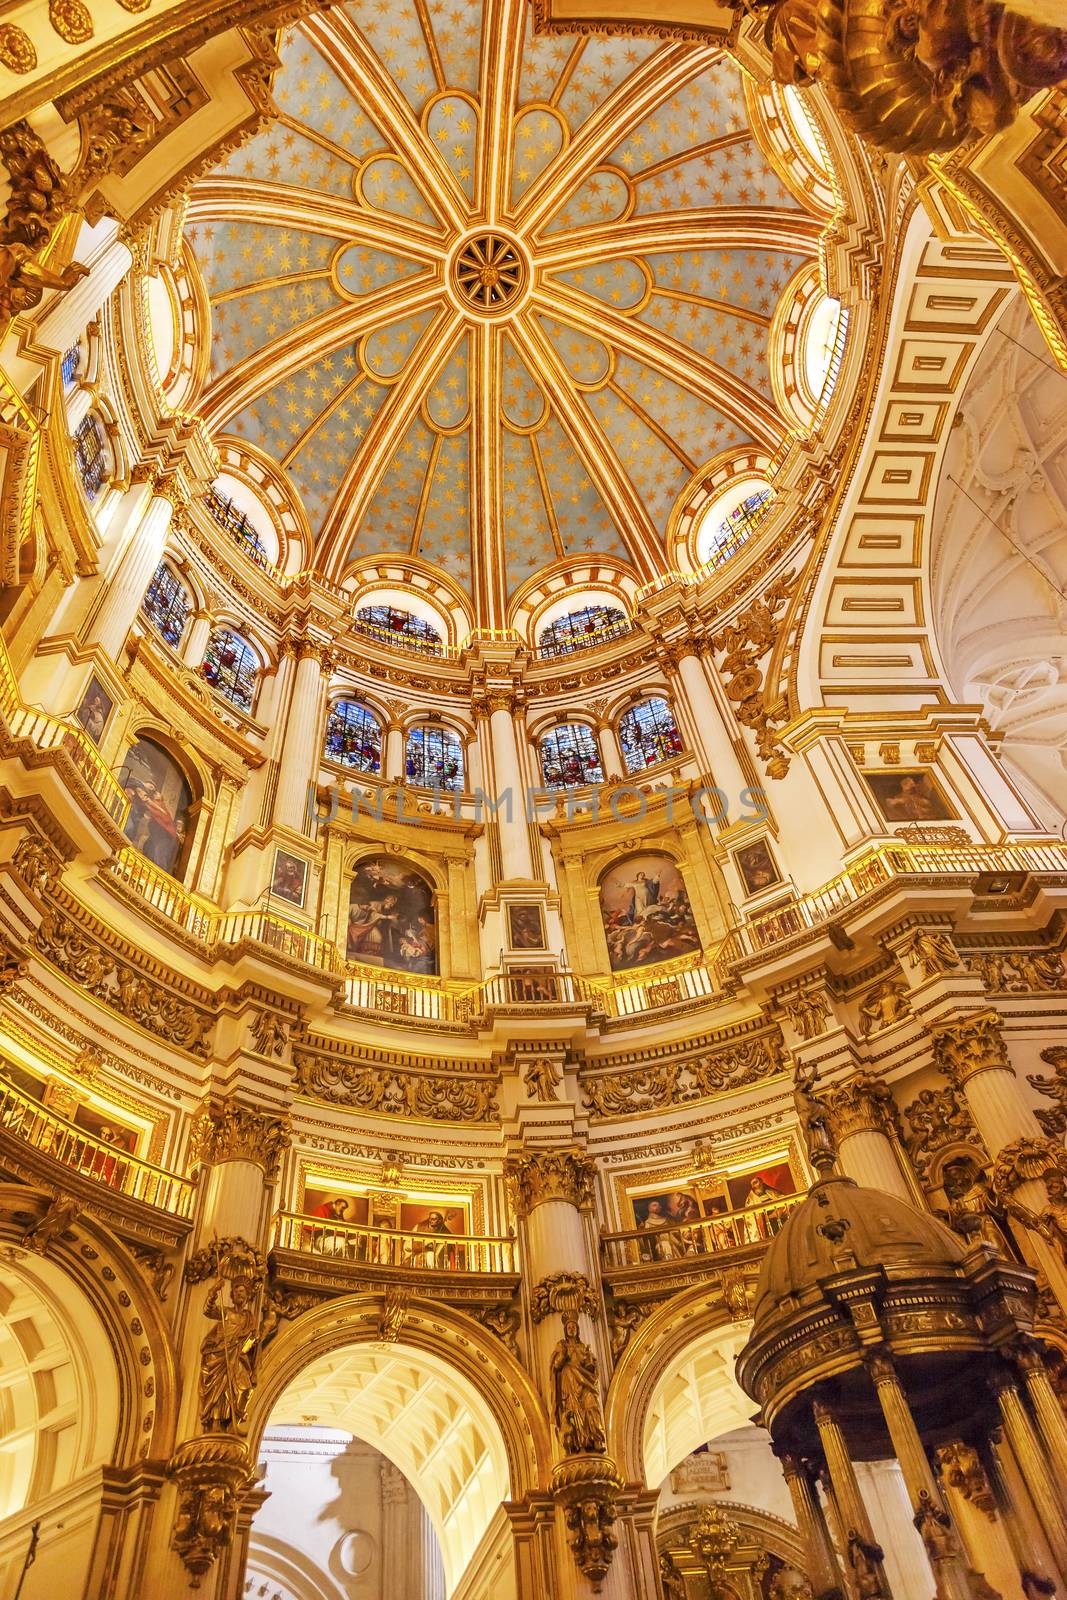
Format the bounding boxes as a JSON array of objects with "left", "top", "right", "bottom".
[
  {"left": 293, "top": 1050, "right": 498, "bottom": 1124},
  {"left": 583, "top": 1035, "right": 783, "bottom": 1118},
  {"left": 189, "top": 1098, "right": 291, "bottom": 1180},
  {"left": 504, "top": 1147, "right": 596, "bottom": 1217}
]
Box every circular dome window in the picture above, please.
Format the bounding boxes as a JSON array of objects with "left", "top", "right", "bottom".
[{"left": 694, "top": 478, "right": 776, "bottom": 568}]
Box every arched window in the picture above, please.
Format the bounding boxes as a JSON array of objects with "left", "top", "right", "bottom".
[
  {"left": 205, "top": 485, "right": 269, "bottom": 567},
  {"left": 61, "top": 343, "right": 81, "bottom": 387},
  {"left": 324, "top": 700, "right": 382, "bottom": 773},
  {"left": 72, "top": 414, "right": 108, "bottom": 501},
  {"left": 201, "top": 627, "right": 258, "bottom": 713},
  {"left": 355, "top": 604, "right": 442, "bottom": 653},
  {"left": 405, "top": 725, "right": 464, "bottom": 790},
  {"left": 141, "top": 562, "right": 192, "bottom": 649},
  {"left": 538, "top": 604, "right": 630, "bottom": 658},
  {"left": 695, "top": 482, "right": 775, "bottom": 567},
  {"left": 539, "top": 723, "right": 604, "bottom": 789},
  {"left": 618, "top": 696, "right": 683, "bottom": 772}
]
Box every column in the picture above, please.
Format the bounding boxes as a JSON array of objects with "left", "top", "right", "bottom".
[
  {"left": 674, "top": 647, "right": 751, "bottom": 814},
  {"left": 273, "top": 639, "right": 329, "bottom": 834},
  {"left": 35, "top": 224, "right": 133, "bottom": 356},
  {"left": 813, "top": 1395, "right": 894, "bottom": 1598},
  {"left": 486, "top": 693, "right": 534, "bottom": 880},
  {"left": 182, "top": 610, "right": 213, "bottom": 668},
  {"left": 982, "top": 1426, "right": 1063, "bottom": 1593},
  {"left": 933, "top": 1012, "right": 1067, "bottom": 1308},
  {"left": 1012, "top": 1343, "right": 1067, "bottom": 1512},
  {"left": 776, "top": 1449, "right": 846, "bottom": 1599},
  {"left": 596, "top": 717, "right": 624, "bottom": 781},
  {"left": 866, "top": 1353, "right": 973, "bottom": 1600},
  {"left": 989, "top": 1368, "right": 1067, "bottom": 1576},
  {"left": 145, "top": 1096, "right": 289, "bottom": 1599},
  {"left": 80, "top": 491, "right": 175, "bottom": 659},
  {"left": 384, "top": 716, "right": 405, "bottom": 783},
  {"left": 823, "top": 1074, "right": 915, "bottom": 1202},
  {"left": 934, "top": 1443, "right": 1023, "bottom": 1600}
]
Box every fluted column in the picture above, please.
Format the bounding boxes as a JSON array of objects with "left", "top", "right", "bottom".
[
  {"left": 982, "top": 1426, "right": 1063, "bottom": 1593},
  {"left": 273, "top": 639, "right": 330, "bottom": 833},
  {"left": 384, "top": 716, "right": 405, "bottom": 783},
  {"left": 933, "top": 1012, "right": 1067, "bottom": 1307},
  {"left": 505, "top": 1147, "right": 602, "bottom": 1386},
  {"left": 934, "top": 1443, "right": 1023, "bottom": 1600},
  {"left": 989, "top": 1368, "right": 1067, "bottom": 1575},
  {"left": 35, "top": 225, "right": 133, "bottom": 355},
  {"left": 1012, "top": 1343, "right": 1067, "bottom": 1513},
  {"left": 776, "top": 1449, "right": 846, "bottom": 1599},
  {"left": 813, "top": 1396, "right": 894, "bottom": 1598},
  {"left": 81, "top": 491, "right": 175, "bottom": 659},
  {"left": 866, "top": 1352, "right": 974, "bottom": 1600},
  {"left": 823, "top": 1073, "right": 915, "bottom": 1202}
]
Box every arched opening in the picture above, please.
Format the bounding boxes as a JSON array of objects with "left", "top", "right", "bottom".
[{"left": 117, "top": 733, "right": 197, "bottom": 880}]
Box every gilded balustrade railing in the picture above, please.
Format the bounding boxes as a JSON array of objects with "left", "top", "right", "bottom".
[
  {"left": 272, "top": 1210, "right": 517, "bottom": 1274},
  {"left": 600, "top": 1191, "right": 802, "bottom": 1270},
  {"left": 0, "top": 1071, "right": 195, "bottom": 1217}
]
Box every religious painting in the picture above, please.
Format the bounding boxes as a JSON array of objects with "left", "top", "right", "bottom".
[
  {"left": 73, "top": 1104, "right": 137, "bottom": 1153},
  {"left": 861, "top": 768, "right": 958, "bottom": 823},
  {"left": 301, "top": 1185, "right": 368, "bottom": 1225},
  {"left": 271, "top": 849, "right": 308, "bottom": 909},
  {"left": 75, "top": 675, "right": 113, "bottom": 744},
  {"left": 631, "top": 1189, "right": 702, "bottom": 1229},
  {"left": 725, "top": 1163, "right": 796, "bottom": 1211},
  {"left": 598, "top": 853, "right": 702, "bottom": 972},
  {"left": 399, "top": 1201, "right": 467, "bottom": 1235},
  {"left": 733, "top": 838, "right": 782, "bottom": 895},
  {"left": 507, "top": 903, "right": 545, "bottom": 951},
  {"left": 118, "top": 736, "right": 194, "bottom": 878},
  {"left": 345, "top": 855, "right": 437, "bottom": 974},
  {"left": 400, "top": 1202, "right": 467, "bottom": 1269}
]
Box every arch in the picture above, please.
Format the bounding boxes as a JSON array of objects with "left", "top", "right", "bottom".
[
  {"left": 71, "top": 411, "right": 111, "bottom": 503},
  {"left": 534, "top": 597, "right": 632, "bottom": 658},
  {"left": 116, "top": 731, "right": 199, "bottom": 880},
  {"left": 204, "top": 480, "right": 277, "bottom": 568},
  {"left": 245, "top": 1295, "right": 551, "bottom": 1593},
  {"left": 355, "top": 601, "right": 444, "bottom": 652},
  {"left": 606, "top": 1283, "right": 752, "bottom": 1486}
]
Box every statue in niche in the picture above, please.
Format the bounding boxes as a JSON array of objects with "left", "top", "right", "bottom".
[
  {"left": 550, "top": 1312, "right": 606, "bottom": 1455},
  {"left": 524, "top": 1057, "right": 561, "bottom": 1102},
  {"left": 942, "top": 1158, "right": 1017, "bottom": 1259}
]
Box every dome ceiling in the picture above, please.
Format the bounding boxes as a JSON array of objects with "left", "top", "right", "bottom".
[{"left": 186, "top": 0, "right": 826, "bottom": 625}]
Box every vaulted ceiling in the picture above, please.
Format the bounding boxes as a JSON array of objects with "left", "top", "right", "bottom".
[{"left": 186, "top": 0, "right": 828, "bottom": 625}]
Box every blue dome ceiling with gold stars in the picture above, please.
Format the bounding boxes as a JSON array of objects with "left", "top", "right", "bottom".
[{"left": 186, "top": 0, "right": 828, "bottom": 626}]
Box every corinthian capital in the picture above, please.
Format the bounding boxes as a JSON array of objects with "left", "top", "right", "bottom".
[
  {"left": 823, "top": 1072, "right": 899, "bottom": 1142},
  {"left": 505, "top": 1146, "right": 596, "bottom": 1218},
  {"left": 932, "top": 1010, "right": 1009, "bottom": 1087},
  {"left": 190, "top": 1097, "right": 291, "bottom": 1181}
]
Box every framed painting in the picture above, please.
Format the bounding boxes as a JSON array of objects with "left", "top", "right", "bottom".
[
  {"left": 271, "top": 849, "right": 308, "bottom": 909},
  {"left": 599, "top": 853, "right": 702, "bottom": 972},
  {"left": 75, "top": 675, "right": 114, "bottom": 745},
  {"left": 861, "top": 768, "right": 958, "bottom": 823},
  {"left": 733, "top": 838, "right": 782, "bottom": 895},
  {"left": 507, "top": 903, "right": 545, "bottom": 951}
]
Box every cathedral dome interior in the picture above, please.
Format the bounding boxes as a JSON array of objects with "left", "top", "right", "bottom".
[{"left": 0, "top": 0, "right": 1066, "bottom": 1597}]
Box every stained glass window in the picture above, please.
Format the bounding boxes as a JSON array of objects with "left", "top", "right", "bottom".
[
  {"left": 141, "top": 562, "right": 191, "bottom": 648},
  {"left": 618, "top": 697, "right": 684, "bottom": 773},
  {"left": 205, "top": 485, "right": 270, "bottom": 567},
  {"left": 72, "top": 414, "right": 108, "bottom": 501},
  {"left": 538, "top": 604, "right": 630, "bottom": 658},
  {"left": 697, "top": 486, "right": 774, "bottom": 567},
  {"left": 201, "top": 627, "right": 258, "bottom": 713},
  {"left": 405, "top": 725, "right": 464, "bottom": 790},
  {"left": 540, "top": 724, "right": 604, "bottom": 789},
  {"left": 355, "top": 605, "right": 442, "bottom": 652},
  {"left": 324, "top": 700, "right": 382, "bottom": 774},
  {"left": 61, "top": 344, "right": 81, "bottom": 387}
]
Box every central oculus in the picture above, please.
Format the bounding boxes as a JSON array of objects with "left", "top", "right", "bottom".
[{"left": 451, "top": 232, "right": 528, "bottom": 315}]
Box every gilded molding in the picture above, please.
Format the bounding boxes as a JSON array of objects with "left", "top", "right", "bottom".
[
  {"left": 710, "top": 571, "right": 795, "bottom": 778},
  {"left": 169, "top": 1433, "right": 253, "bottom": 1586},
  {"left": 823, "top": 1071, "right": 899, "bottom": 1142},
  {"left": 505, "top": 1147, "right": 596, "bottom": 1218},
  {"left": 531, "top": 1272, "right": 600, "bottom": 1324},
  {"left": 293, "top": 1050, "right": 499, "bottom": 1124},
  {"left": 931, "top": 1010, "right": 1010, "bottom": 1086},
  {"left": 583, "top": 1036, "right": 783, "bottom": 1118},
  {"left": 189, "top": 1098, "right": 291, "bottom": 1178}
]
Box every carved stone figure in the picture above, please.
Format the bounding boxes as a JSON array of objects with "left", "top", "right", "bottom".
[
  {"left": 1032, "top": 1167, "right": 1067, "bottom": 1261},
  {"left": 1028, "top": 1045, "right": 1067, "bottom": 1136},
  {"left": 171, "top": 1482, "right": 233, "bottom": 1585},
  {"left": 250, "top": 1009, "right": 289, "bottom": 1058},
  {"left": 913, "top": 1489, "right": 958, "bottom": 1560},
  {"left": 935, "top": 1442, "right": 996, "bottom": 1517},
  {"left": 771, "top": 1568, "right": 815, "bottom": 1600},
  {"left": 905, "top": 928, "right": 959, "bottom": 978},
  {"left": 903, "top": 1086, "right": 982, "bottom": 1178},
  {"left": 199, "top": 1272, "right": 272, "bottom": 1432},
  {"left": 763, "top": 0, "right": 1067, "bottom": 157},
  {"left": 846, "top": 1529, "right": 885, "bottom": 1598},
  {"left": 523, "top": 1056, "right": 561, "bottom": 1102},
  {"left": 563, "top": 1492, "right": 618, "bottom": 1586},
  {"left": 793, "top": 1059, "right": 836, "bottom": 1170},
  {"left": 783, "top": 989, "right": 831, "bottom": 1040},
  {"left": 660, "top": 1550, "right": 687, "bottom": 1600},
  {"left": 550, "top": 1312, "right": 606, "bottom": 1455},
  {"left": 857, "top": 979, "right": 908, "bottom": 1037},
  {"left": 1018, "top": 953, "right": 1065, "bottom": 992},
  {"left": 942, "top": 1158, "right": 1016, "bottom": 1258},
  {"left": 21, "top": 1192, "right": 80, "bottom": 1255},
  {"left": 608, "top": 1300, "right": 646, "bottom": 1361}
]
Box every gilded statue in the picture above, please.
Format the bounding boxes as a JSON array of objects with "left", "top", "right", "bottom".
[
  {"left": 524, "top": 1057, "right": 561, "bottom": 1102},
  {"left": 1028, "top": 1045, "right": 1067, "bottom": 1136},
  {"left": 857, "top": 980, "right": 908, "bottom": 1037},
  {"left": 942, "top": 1158, "right": 1016, "bottom": 1258},
  {"left": 913, "top": 1489, "right": 957, "bottom": 1560},
  {"left": 793, "top": 1059, "right": 835, "bottom": 1170},
  {"left": 550, "top": 1312, "right": 607, "bottom": 1455},
  {"left": 762, "top": 0, "right": 1067, "bottom": 157},
  {"left": 199, "top": 1272, "right": 275, "bottom": 1432},
  {"left": 906, "top": 928, "right": 959, "bottom": 978}
]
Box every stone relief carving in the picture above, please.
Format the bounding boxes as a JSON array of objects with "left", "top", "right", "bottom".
[
  {"left": 35, "top": 912, "right": 213, "bottom": 1054},
  {"left": 583, "top": 1036, "right": 782, "bottom": 1117},
  {"left": 902, "top": 1086, "right": 985, "bottom": 1180},
  {"left": 531, "top": 1272, "right": 600, "bottom": 1324},
  {"left": 966, "top": 951, "right": 1065, "bottom": 993},
  {"left": 523, "top": 1056, "right": 561, "bottom": 1102},
  {"left": 857, "top": 978, "right": 909, "bottom": 1037},
  {"left": 293, "top": 1051, "right": 498, "bottom": 1123},
  {"left": 169, "top": 1434, "right": 253, "bottom": 1588},
  {"left": 710, "top": 572, "right": 794, "bottom": 778},
  {"left": 1028, "top": 1045, "right": 1067, "bottom": 1136},
  {"left": 249, "top": 1009, "right": 290, "bottom": 1058},
  {"left": 781, "top": 989, "right": 831, "bottom": 1039},
  {"left": 904, "top": 928, "right": 959, "bottom": 979},
  {"left": 189, "top": 1098, "right": 291, "bottom": 1181}
]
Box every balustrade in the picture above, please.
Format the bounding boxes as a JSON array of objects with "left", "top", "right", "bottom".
[
  {"left": 0, "top": 1071, "right": 194, "bottom": 1217},
  {"left": 600, "top": 1191, "right": 802, "bottom": 1270},
  {"left": 272, "top": 1210, "right": 516, "bottom": 1274}
]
